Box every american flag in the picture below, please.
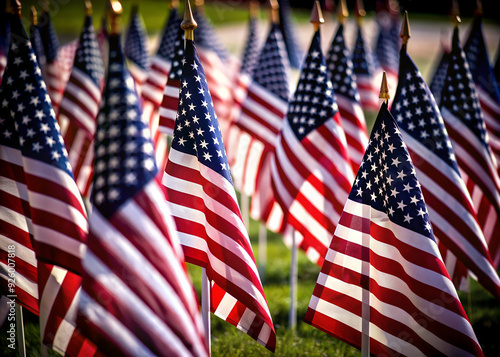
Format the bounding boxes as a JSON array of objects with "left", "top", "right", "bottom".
[
  {"left": 232, "top": 23, "right": 289, "bottom": 234},
  {"left": 374, "top": 9, "right": 399, "bottom": 103},
  {"left": 278, "top": 0, "right": 302, "bottom": 69},
  {"left": 96, "top": 16, "right": 108, "bottom": 66},
  {"left": 305, "top": 102, "right": 484, "bottom": 357},
  {"left": 441, "top": 26, "right": 500, "bottom": 270},
  {"left": 392, "top": 48, "right": 500, "bottom": 298},
  {"left": 162, "top": 38, "right": 276, "bottom": 351},
  {"left": 39, "top": 10, "right": 67, "bottom": 114},
  {"left": 58, "top": 14, "right": 104, "bottom": 199},
  {"left": 326, "top": 23, "right": 369, "bottom": 173},
  {"left": 124, "top": 5, "right": 150, "bottom": 91},
  {"left": 271, "top": 29, "right": 355, "bottom": 266},
  {"left": 141, "top": 7, "right": 181, "bottom": 171},
  {"left": 77, "top": 32, "right": 208, "bottom": 357},
  {"left": 225, "top": 12, "right": 261, "bottom": 166},
  {"left": 464, "top": 15, "right": 500, "bottom": 177},
  {"left": 30, "top": 19, "right": 46, "bottom": 69},
  {"left": 352, "top": 23, "right": 384, "bottom": 112},
  {"left": 192, "top": 6, "right": 234, "bottom": 143},
  {"left": 428, "top": 45, "right": 450, "bottom": 106},
  {"left": 158, "top": 27, "right": 184, "bottom": 136},
  {"left": 0, "top": 14, "right": 98, "bottom": 355},
  {"left": 0, "top": 9, "right": 10, "bottom": 85}
]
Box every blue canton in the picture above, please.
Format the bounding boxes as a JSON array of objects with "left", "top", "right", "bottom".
[
  {"left": 156, "top": 8, "right": 181, "bottom": 60},
  {"left": 73, "top": 16, "right": 104, "bottom": 87},
  {"left": 0, "top": 16, "right": 71, "bottom": 177},
  {"left": 392, "top": 50, "right": 459, "bottom": 173},
  {"left": 326, "top": 24, "right": 360, "bottom": 103},
  {"left": 352, "top": 26, "right": 378, "bottom": 76},
  {"left": 240, "top": 17, "right": 260, "bottom": 77},
  {"left": 428, "top": 50, "right": 449, "bottom": 106},
  {"left": 375, "top": 14, "right": 399, "bottom": 74},
  {"left": 124, "top": 7, "right": 149, "bottom": 71},
  {"left": 287, "top": 30, "right": 338, "bottom": 141},
  {"left": 441, "top": 27, "right": 488, "bottom": 146},
  {"left": 464, "top": 16, "right": 500, "bottom": 103},
  {"left": 39, "top": 11, "right": 59, "bottom": 63},
  {"left": 252, "top": 24, "right": 289, "bottom": 102},
  {"left": 168, "top": 28, "right": 184, "bottom": 81},
  {"left": 278, "top": 0, "right": 302, "bottom": 69},
  {"left": 192, "top": 7, "right": 229, "bottom": 63},
  {"left": 171, "top": 40, "right": 232, "bottom": 184},
  {"left": 351, "top": 103, "right": 433, "bottom": 238},
  {"left": 92, "top": 34, "right": 157, "bottom": 217}
]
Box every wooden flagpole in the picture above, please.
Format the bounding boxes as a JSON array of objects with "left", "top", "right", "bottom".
[
  {"left": 258, "top": 223, "right": 267, "bottom": 279},
  {"left": 15, "top": 304, "right": 26, "bottom": 357},
  {"left": 289, "top": 229, "right": 297, "bottom": 330},
  {"left": 181, "top": 0, "right": 212, "bottom": 353}
]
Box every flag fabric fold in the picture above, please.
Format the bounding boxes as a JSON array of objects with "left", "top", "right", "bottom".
[
  {"left": 271, "top": 29, "right": 355, "bottom": 266},
  {"left": 391, "top": 47, "right": 500, "bottom": 298},
  {"left": 326, "top": 23, "right": 369, "bottom": 173},
  {"left": 441, "top": 26, "right": 500, "bottom": 270},
  {"left": 305, "top": 102, "right": 484, "bottom": 357},
  {"left": 464, "top": 15, "right": 500, "bottom": 178},
  {"left": 0, "top": 13, "right": 98, "bottom": 356},
  {"left": 162, "top": 38, "right": 276, "bottom": 351},
  {"left": 58, "top": 14, "right": 104, "bottom": 199},
  {"left": 77, "top": 32, "right": 208, "bottom": 357}
]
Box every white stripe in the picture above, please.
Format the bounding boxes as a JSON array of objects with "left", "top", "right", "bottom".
[
  {"left": 241, "top": 94, "right": 284, "bottom": 132},
  {"left": 238, "top": 112, "right": 279, "bottom": 146},
  {"left": 69, "top": 68, "right": 101, "bottom": 102},
  {"left": 247, "top": 82, "right": 288, "bottom": 114},
  {"left": 0, "top": 145, "right": 23, "bottom": 166},
  {"left": 59, "top": 95, "right": 96, "bottom": 134},
  {"left": 0, "top": 235, "right": 37, "bottom": 267},
  {"left": 39, "top": 265, "right": 67, "bottom": 338},
  {"left": 67, "top": 130, "right": 87, "bottom": 168},
  {"left": 0, "top": 206, "right": 32, "bottom": 235},
  {"left": 0, "top": 176, "right": 29, "bottom": 202},
  {"left": 0, "top": 262, "right": 38, "bottom": 299},
  {"left": 242, "top": 140, "right": 264, "bottom": 196}
]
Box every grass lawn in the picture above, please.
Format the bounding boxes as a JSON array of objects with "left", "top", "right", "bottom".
[{"left": 1, "top": 1, "right": 499, "bottom": 356}]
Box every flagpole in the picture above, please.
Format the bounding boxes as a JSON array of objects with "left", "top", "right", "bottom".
[
  {"left": 240, "top": 192, "right": 250, "bottom": 230},
  {"left": 181, "top": 0, "right": 212, "bottom": 352},
  {"left": 258, "top": 223, "right": 267, "bottom": 279},
  {"left": 15, "top": 304, "right": 26, "bottom": 357},
  {"left": 289, "top": 229, "right": 297, "bottom": 330}
]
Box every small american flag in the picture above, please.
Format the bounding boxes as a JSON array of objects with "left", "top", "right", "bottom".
[
  {"left": 271, "top": 29, "right": 354, "bottom": 266},
  {"left": 141, "top": 7, "right": 181, "bottom": 171},
  {"left": 352, "top": 23, "right": 383, "bottom": 112},
  {"left": 77, "top": 32, "right": 208, "bottom": 357},
  {"left": 326, "top": 23, "right": 369, "bottom": 173},
  {"left": 428, "top": 45, "right": 450, "bottom": 106},
  {"left": 239, "top": 15, "right": 260, "bottom": 78},
  {"left": 278, "top": 0, "right": 302, "bottom": 69},
  {"left": 392, "top": 48, "right": 500, "bottom": 298},
  {"left": 124, "top": 5, "right": 150, "bottom": 91},
  {"left": 0, "top": 14, "right": 98, "bottom": 356},
  {"left": 162, "top": 38, "right": 276, "bottom": 351},
  {"left": 231, "top": 23, "right": 289, "bottom": 233},
  {"left": 58, "top": 14, "right": 104, "bottom": 198},
  {"left": 464, "top": 16, "right": 500, "bottom": 179},
  {"left": 441, "top": 26, "right": 500, "bottom": 271},
  {"left": 158, "top": 27, "right": 184, "bottom": 136},
  {"left": 30, "top": 21, "right": 46, "bottom": 69},
  {"left": 305, "top": 102, "right": 484, "bottom": 357}
]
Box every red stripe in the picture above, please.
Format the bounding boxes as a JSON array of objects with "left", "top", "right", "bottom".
[{"left": 246, "top": 87, "right": 286, "bottom": 119}]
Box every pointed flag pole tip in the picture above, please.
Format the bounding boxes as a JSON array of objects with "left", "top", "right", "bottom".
[
  {"left": 310, "top": 1, "right": 324, "bottom": 31},
  {"left": 182, "top": 0, "right": 198, "bottom": 41},
  {"left": 355, "top": 0, "right": 366, "bottom": 23},
  {"left": 30, "top": 5, "right": 38, "bottom": 25},
  {"left": 270, "top": 0, "right": 279, "bottom": 24},
  {"left": 337, "top": 0, "right": 348, "bottom": 23},
  {"left": 107, "top": 0, "right": 123, "bottom": 35},
  {"left": 400, "top": 11, "right": 411, "bottom": 45},
  {"left": 454, "top": 15, "right": 461, "bottom": 27},
  {"left": 380, "top": 72, "right": 390, "bottom": 103},
  {"left": 10, "top": 0, "right": 21, "bottom": 14},
  {"left": 85, "top": 0, "right": 92, "bottom": 16}
]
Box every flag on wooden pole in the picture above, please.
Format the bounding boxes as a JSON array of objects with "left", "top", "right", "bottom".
[
  {"left": 123, "top": 4, "right": 149, "bottom": 92},
  {"left": 77, "top": 5, "right": 208, "bottom": 355},
  {"left": 162, "top": 4, "right": 276, "bottom": 349},
  {"left": 305, "top": 98, "right": 484, "bottom": 356}
]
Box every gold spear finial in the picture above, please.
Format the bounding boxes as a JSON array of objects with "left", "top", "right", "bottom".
[
  {"left": 249, "top": 0, "right": 259, "bottom": 19},
  {"left": 451, "top": 0, "right": 460, "bottom": 26},
  {"left": 355, "top": 0, "right": 366, "bottom": 25},
  {"left": 171, "top": 0, "right": 180, "bottom": 9},
  {"left": 182, "top": 0, "right": 198, "bottom": 41},
  {"left": 379, "top": 72, "right": 390, "bottom": 104},
  {"left": 85, "top": 0, "right": 92, "bottom": 16},
  {"left": 107, "top": 0, "right": 123, "bottom": 35},
  {"left": 9, "top": 0, "right": 21, "bottom": 15},
  {"left": 310, "top": 1, "right": 324, "bottom": 31},
  {"left": 400, "top": 10, "right": 410, "bottom": 46},
  {"left": 337, "top": 0, "right": 348, "bottom": 24},
  {"left": 30, "top": 6, "right": 38, "bottom": 25},
  {"left": 270, "top": 0, "right": 279, "bottom": 25}
]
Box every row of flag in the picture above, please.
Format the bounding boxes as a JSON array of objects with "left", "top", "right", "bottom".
[{"left": 0, "top": 0, "right": 499, "bottom": 355}]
